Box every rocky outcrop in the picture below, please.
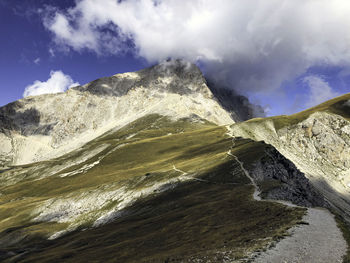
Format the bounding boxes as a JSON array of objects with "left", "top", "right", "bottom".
[
  {"left": 231, "top": 110, "right": 350, "bottom": 220},
  {"left": 278, "top": 112, "right": 350, "bottom": 184},
  {"left": 76, "top": 59, "right": 210, "bottom": 97},
  {"left": 0, "top": 60, "right": 234, "bottom": 166},
  {"left": 250, "top": 147, "right": 325, "bottom": 207},
  {"left": 206, "top": 80, "right": 265, "bottom": 121}
]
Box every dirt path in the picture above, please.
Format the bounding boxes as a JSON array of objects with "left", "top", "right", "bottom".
[
  {"left": 232, "top": 151, "right": 347, "bottom": 263},
  {"left": 252, "top": 208, "right": 346, "bottom": 263},
  {"left": 227, "top": 150, "right": 261, "bottom": 201},
  {"left": 225, "top": 128, "right": 347, "bottom": 263}
]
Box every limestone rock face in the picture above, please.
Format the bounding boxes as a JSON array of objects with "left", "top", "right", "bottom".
[
  {"left": 230, "top": 110, "right": 350, "bottom": 220},
  {"left": 0, "top": 60, "right": 234, "bottom": 166},
  {"left": 278, "top": 112, "right": 350, "bottom": 180}
]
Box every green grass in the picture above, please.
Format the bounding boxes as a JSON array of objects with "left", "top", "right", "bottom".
[
  {"left": 0, "top": 114, "right": 227, "bottom": 239},
  {"left": 0, "top": 114, "right": 305, "bottom": 262},
  {"left": 245, "top": 93, "right": 350, "bottom": 130},
  {"left": 5, "top": 162, "right": 304, "bottom": 263}
]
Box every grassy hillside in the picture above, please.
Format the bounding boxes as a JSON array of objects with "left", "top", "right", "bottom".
[
  {"left": 246, "top": 93, "right": 350, "bottom": 130},
  {"left": 0, "top": 114, "right": 305, "bottom": 262}
]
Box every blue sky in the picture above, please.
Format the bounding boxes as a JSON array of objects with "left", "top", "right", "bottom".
[
  {"left": 0, "top": 0, "right": 146, "bottom": 106},
  {"left": 1, "top": 0, "right": 350, "bottom": 116}
]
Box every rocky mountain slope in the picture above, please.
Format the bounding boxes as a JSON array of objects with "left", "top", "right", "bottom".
[
  {"left": 0, "top": 61, "right": 349, "bottom": 262},
  {"left": 0, "top": 60, "right": 235, "bottom": 167},
  {"left": 230, "top": 94, "right": 350, "bottom": 223}
]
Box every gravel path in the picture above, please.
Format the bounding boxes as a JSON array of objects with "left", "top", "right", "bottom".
[
  {"left": 226, "top": 130, "right": 347, "bottom": 263},
  {"left": 252, "top": 207, "right": 347, "bottom": 263}
]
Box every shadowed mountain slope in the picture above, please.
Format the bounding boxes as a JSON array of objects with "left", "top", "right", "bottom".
[{"left": 0, "top": 114, "right": 309, "bottom": 262}]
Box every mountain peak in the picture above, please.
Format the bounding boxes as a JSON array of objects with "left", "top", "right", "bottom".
[
  {"left": 75, "top": 59, "right": 208, "bottom": 97},
  {"left": 149, "top": 59, "right": 202, "bottom": 78},
  {"left": 0, "top": 61, "right": 234, "bottom": 166}
]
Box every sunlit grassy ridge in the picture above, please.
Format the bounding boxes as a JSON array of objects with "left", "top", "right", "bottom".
[
  {"left": 0, "top": 114, "right": 304, "bottom": 262},
  {"left": 246, "top": 93, "right": 350, "bottom": 130}
]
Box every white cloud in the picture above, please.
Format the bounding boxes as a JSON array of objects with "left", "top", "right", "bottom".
[
  {"left": 42, "top": 0, "right": 350, "bottom": 94},
  {"left": 303, "top": 75, "right": 340, "bottom": 108},
  {"left": 23, "top": 70, "right": 79, "bottom": 97},
  {"left": 43, "top": 0, "right": 350, "bottom": 114},
  {"left": 48, "top": 48, "right": 55, "bottom": 57},
  {"left": 34, "top": 58, "right": 40, "bottom": 64}
]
